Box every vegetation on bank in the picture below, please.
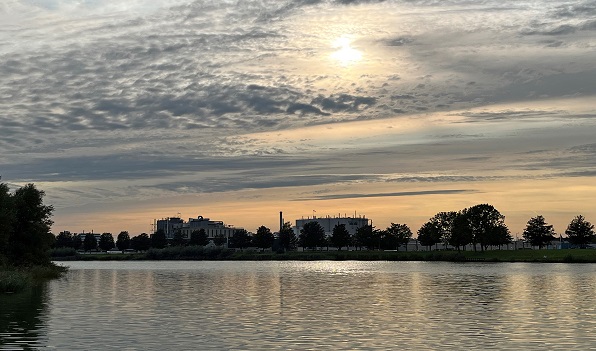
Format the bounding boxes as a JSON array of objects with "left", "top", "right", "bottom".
[
  {"left": 0, "top": 183, "right": 66, "bottom": 293},
  {"left": 51, "top": 246, "right": 596, "bottom": 263}
]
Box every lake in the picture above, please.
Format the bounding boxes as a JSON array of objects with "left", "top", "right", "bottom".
[{"left": 1, "top": 261, "right": 595, "bottom": 350}]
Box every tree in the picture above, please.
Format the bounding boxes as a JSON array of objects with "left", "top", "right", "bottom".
[
  {"left": 83, "top": 233, "right": 97, "bottom": 252},
  {"left": 72, "top": 234, "right": 82, "bottom": 251},
  {"left": 189, "top": 228, "right": 209, "bottom": 246},
  {"left": 8, "top": 184, "right": 55, "bottom": 265},
  {"left": 213, "top": 233, "right": 227, "bottom": 247},
  {"left": 229, "top": 229, "right": 251, "bottom": 250},
  {"left": 131, "top": 233, "right": 151, "bottom": 252},
  {"left": 278, "top": 222, "right": 297, "bottom": 252},
  {"left": 172, "top": 230, "right": 187, "bottom": 247},
  {"left": 417, "top": 221, "right": 442, "bottom": 250},
  {"left": 98, "top": 233, "right": 115, "bottom": 251},
  {"left": 353, "top": 225, "right": 380, "bottom": 250},
  {"left": 116, "top": 231, "right": 131, "bottom": 252},
  {"left": 330, "top": 224, "right": 351, "bottom": 250},
  {"left": 449, "top": 211, "right": 474, "bottom": 251},
  {"left": 383, "top": 223, "right": 412, "bottom": 251},
  {"left": 253, "top": 226, "right": 274, "bottom": 251},
  {"left": 523, "top": 215, "right": 556, "bottom": 249},
  {"left": 0, "top": 183, "right": 13, "bottom": 263},
  {"left": 565, "top": 215, "right": 595, "bottom": 248},
  {"left": 151, "top": 229, "right": 168, "bottom": 249},
  {"left": 298, "top": 221, "right": 326, "bottom": 250},
  {"left": 55, "top": 231, "right": 74, "bottom": 248},
  {"left": 460, "top": 204, "right": 508, "bottom": 252}
]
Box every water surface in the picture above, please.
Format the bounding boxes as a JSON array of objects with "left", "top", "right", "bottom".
[{"left": 1, "top": 261, "right": 595, "bottom": 350}]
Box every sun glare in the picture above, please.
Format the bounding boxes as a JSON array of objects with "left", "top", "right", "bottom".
[{"left": 330, "top": 36, "right": 362, "bottom": 66}]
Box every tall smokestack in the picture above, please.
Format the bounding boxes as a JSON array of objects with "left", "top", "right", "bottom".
[{"left": 280, "top": 211, "right": 283, "bottom": 232}]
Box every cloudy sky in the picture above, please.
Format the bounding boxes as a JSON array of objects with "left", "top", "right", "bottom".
[{"left": 2, "top": 0, "right": 596, "bottom": 235}]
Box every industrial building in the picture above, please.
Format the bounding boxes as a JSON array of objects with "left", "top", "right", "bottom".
[
  {"left": 294, "top": 215, "right": 370, "bottom": 237},
  {"left": 155, "top": 215, "right": 239, "bottom": 245}
]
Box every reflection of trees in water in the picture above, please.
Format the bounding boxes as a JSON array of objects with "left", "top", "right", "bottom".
[{"left": 0, "top": 283, "right": 49, "bottom": 349}]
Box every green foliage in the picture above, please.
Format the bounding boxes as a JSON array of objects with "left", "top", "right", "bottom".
[
  {"left": 299, "top": 221, "right": 326, "bottom": 250},
  {"left": 50, "top": 247, "right": 78, "bottom": 258},
  {"left": 83, "top": 233, "right": 97, "bottom": 252},
  {"left": 253, "top": 225, "right": 274, "bottom": 251},
  {"left": 98, "top": 233, "right": 115, "bottom": 251},
  {"left": 189, "top": 229, "right": 208, "bottom": 246},
  {"left": 417, "top": 221, "right": 441, "bottom": 249},
  {"left": 383, "top": 223, "right": 412, "bottom": 250},
  {"left": 0, "top": 270, "right": 31, "bottom": 293},
  {"left": 0, "top": 183, "right": 54, "bottom": 266},
  {"left": 213, "top": 233, "right": 227, "bottom": 247},
  {"left": 55, "top": 231, "right": 75, "bottom": 248},
  {"left": 353, "top": 225, "right": 380, "bottom": 250},
  {"left": 116, "top": 231, "right": 131, "bottom": 252},
  {"left": 278, "top": 222, "right": 297, "bottom": 252},
  {"left": 131, "top": 233, "right": 151, "bottom": 252},
  {"left": 171, "top": 230, "right": 187, "bottom": 247},
  {"left": 151, "top": 229, "right": 168, "bottom": 249},
  {"left": 565, "top": 215, "right": 595, "bottom": 248},
  {"left": 229, "top": 229, "right": 251, "bottom": 250},
  {"left": 449, "top": 212, "right": 474, "bottom": 250},
  {"left": 330, "top": 224, "right": 351, "bottom": 250},
  {"left": 523, "top": 215, "right": 556, "bottom": 249}
]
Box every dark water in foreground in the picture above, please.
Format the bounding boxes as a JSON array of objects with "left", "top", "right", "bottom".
[{"left": 1, "top": 261, "right": 595, "bottom": 350}]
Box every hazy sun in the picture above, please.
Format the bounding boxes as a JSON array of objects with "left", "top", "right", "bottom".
[{"left": 330, "top": 36, "right": 362, "bottom": 66}]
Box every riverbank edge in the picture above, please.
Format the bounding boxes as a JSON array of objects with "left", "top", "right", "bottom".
[
  {"left": 0, "top": 264, "right": 68, "bottom": 294},
  {"left": 52, "top": 248, "right": 596, "bottom": 263}
]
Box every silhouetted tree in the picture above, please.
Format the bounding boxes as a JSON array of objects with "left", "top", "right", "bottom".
[
  {"left": 523, "top": 215, "right": 556, "bottom": 249},
  {"left": 565, "top": 215, "right": 595, "bottom": 248},
  {"left": 299, "top": 221, "right": 326, "bottom": 250},
  {"left": 72, "top": 234, "right": 82, "bottom": 251},
  {"left": 189, "top": 228, "right": 209, "bottom": 246},
  {"left": 383, "top": 223, "right": 412, "bottom": 251},
  {"left": 417, "top": 221, "right": 441, "bottom": 250},
  {"left": 229, "top": 229, "right": 251, "bottom": 250},
  {"left": 253, "top": 226, "right": 274, "bottom": 251},
  {"left": 131, "top": 233, "right": 151, "bottom": 252},
  {"left": 213, "top": 233, "right": 227, "bottom": 247},
  {"left": 98, "top": 233, "right": 115, "bottom": 251},
  {"left": 151, "top": 229, "right": 168, "bottom": 249},
  {"left": 55, "top": 231, "right": 74, "bottom": 248},
  {"left": 172, "top": 230, "right": 187, "bottom": 247},
  {"left": 459, "top": 204, "right": 508, "bottom": 251},
  {"left": 449, "top": 211, "right": 474, "bottom": 251},
  {"left": 7, "top": 184, "right": 55, "bottom": 265},
  {"left": 278, "top": 222, "right": 297, "bottom": 252},
  {"left": 330, "top": 224, "right": 351, "bottom": 250},
  {"left": 0, "top": 183, "right": 12, "bottom": 263},
  {"left": 116, "top": 231, "right": 131, "bottom": 252},
  {"left": 83, "top": 233, "right": 97, "bottom": 252},
  {"left": 354, "top": 224, "right": 381, "bottom": 250}
]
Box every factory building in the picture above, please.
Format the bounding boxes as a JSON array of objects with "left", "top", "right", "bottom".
[
  {"left": 155, "top": 215, "right": 238, "bottom": 244},
  {"left": 295, "top": 215, "right": 370, "bottom": 237}
]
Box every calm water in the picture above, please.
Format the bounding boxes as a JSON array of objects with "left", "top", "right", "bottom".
[{"left": 1, "top": 261, "right": 595, "bottom": 350}]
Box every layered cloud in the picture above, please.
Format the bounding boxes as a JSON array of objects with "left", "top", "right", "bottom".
[{"left": 1, "top": 0, "right": 595, "bottom": 232}]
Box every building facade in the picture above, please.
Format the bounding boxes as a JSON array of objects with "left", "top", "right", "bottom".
[{"left": 156, "top": 215, "right": 239, "bottom": 245}]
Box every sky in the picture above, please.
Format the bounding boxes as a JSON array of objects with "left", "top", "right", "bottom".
[{"left": 1, "top": 0, "right": 596, "bottom": 236}]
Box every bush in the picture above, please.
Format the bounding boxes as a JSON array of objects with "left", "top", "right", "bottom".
[
  {"left": 0, "top": 270, "right": 31, "bottom": 293},
  {"left": 50, "top": 247, "right": 78, "bottom": 258}
]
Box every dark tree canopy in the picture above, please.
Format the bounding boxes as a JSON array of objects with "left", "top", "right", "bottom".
[
  {"left": 131, "top": 233, "right": 151, "bottom": 252},
  {"left": 213, "top": 233, "right": 227, "bottom": 247},
  {"left": 253, "top": 225, "right": 274, "bottom": 251},
  {"left": 229, "top": 229, "right": 251, "bottom": 250},
  {"left": 1, "top": 183, "right": 55, "bottom": 265},
  {"left": 449, "top": 211, "right": 474, "bottom": 251},
  {"left": 172, "top": 230, "right": 187, "bottom": 247},
  {"left": 523, "top": 215, "right": 556, "bottom": 249},
  {"left": 116, "top": 231, "right": 131, "bottom": 252},
  {"left": 83, "top": 233, "right": 97, "bottom": 252},
  {"left": 417, "top": 221, "right": 442, "bottom": 249},
  {"left": 189, "top": 228, "right": 209, "bottom": 246},
  {"left": 98, "top": 233, "right": 115, "bottom": 251},
  {"left": 457, "top": 204, "right": 509, "bottom": 251},
  {"left": 278, "top": 222, "right": 297, "bottom": 252},
  {"left": 565, "top": 215, "right": 595, "bottom": 248},
  {"left": 299, "top": 221, "right": 326, "bottom": 250},
  {"left": 151, "top": 229, "right": 168, "bottom": 249},
  {"left": 354, "top": 225, "right": 380, "bottom": 250},
  {"left": 383, "top": 223, "right": 412, "bottom": 251},
  {"left": 55, "top": 231, "right": 75, "bottom": 248},
  {"left": 330, "top": 224, "right": 351, "bottom": 250}
]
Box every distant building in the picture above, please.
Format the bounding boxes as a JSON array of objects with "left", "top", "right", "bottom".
[
  {"left": 156, "top": 215, "right": 240, "bottom": 246},
  {"left": 295, "top": 215, "right": 370, "bottom": 237}
]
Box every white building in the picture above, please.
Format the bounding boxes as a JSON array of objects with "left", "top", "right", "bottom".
[{"left": 156, "top": 215, "right": 239, "bottom": 245}]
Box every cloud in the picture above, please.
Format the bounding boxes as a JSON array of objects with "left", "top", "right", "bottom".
[{"left": 293, "top": 189, "right": 474, "bottom": 201}]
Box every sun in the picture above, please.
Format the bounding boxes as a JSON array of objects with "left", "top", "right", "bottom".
[{"left": 330, "top": 36, "right": 362, "bottom": 66}]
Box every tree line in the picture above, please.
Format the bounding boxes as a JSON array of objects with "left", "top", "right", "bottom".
[{"left": 49, "top": 204, "right": 596, "bottom": 254}]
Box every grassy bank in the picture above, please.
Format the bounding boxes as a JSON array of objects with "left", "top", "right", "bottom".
[
  {"left": 0, "top": 264, "right": 68, "bottom": 294},
  {"left": 52, "top": 247, "right": 596, "bottom": 263}
]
